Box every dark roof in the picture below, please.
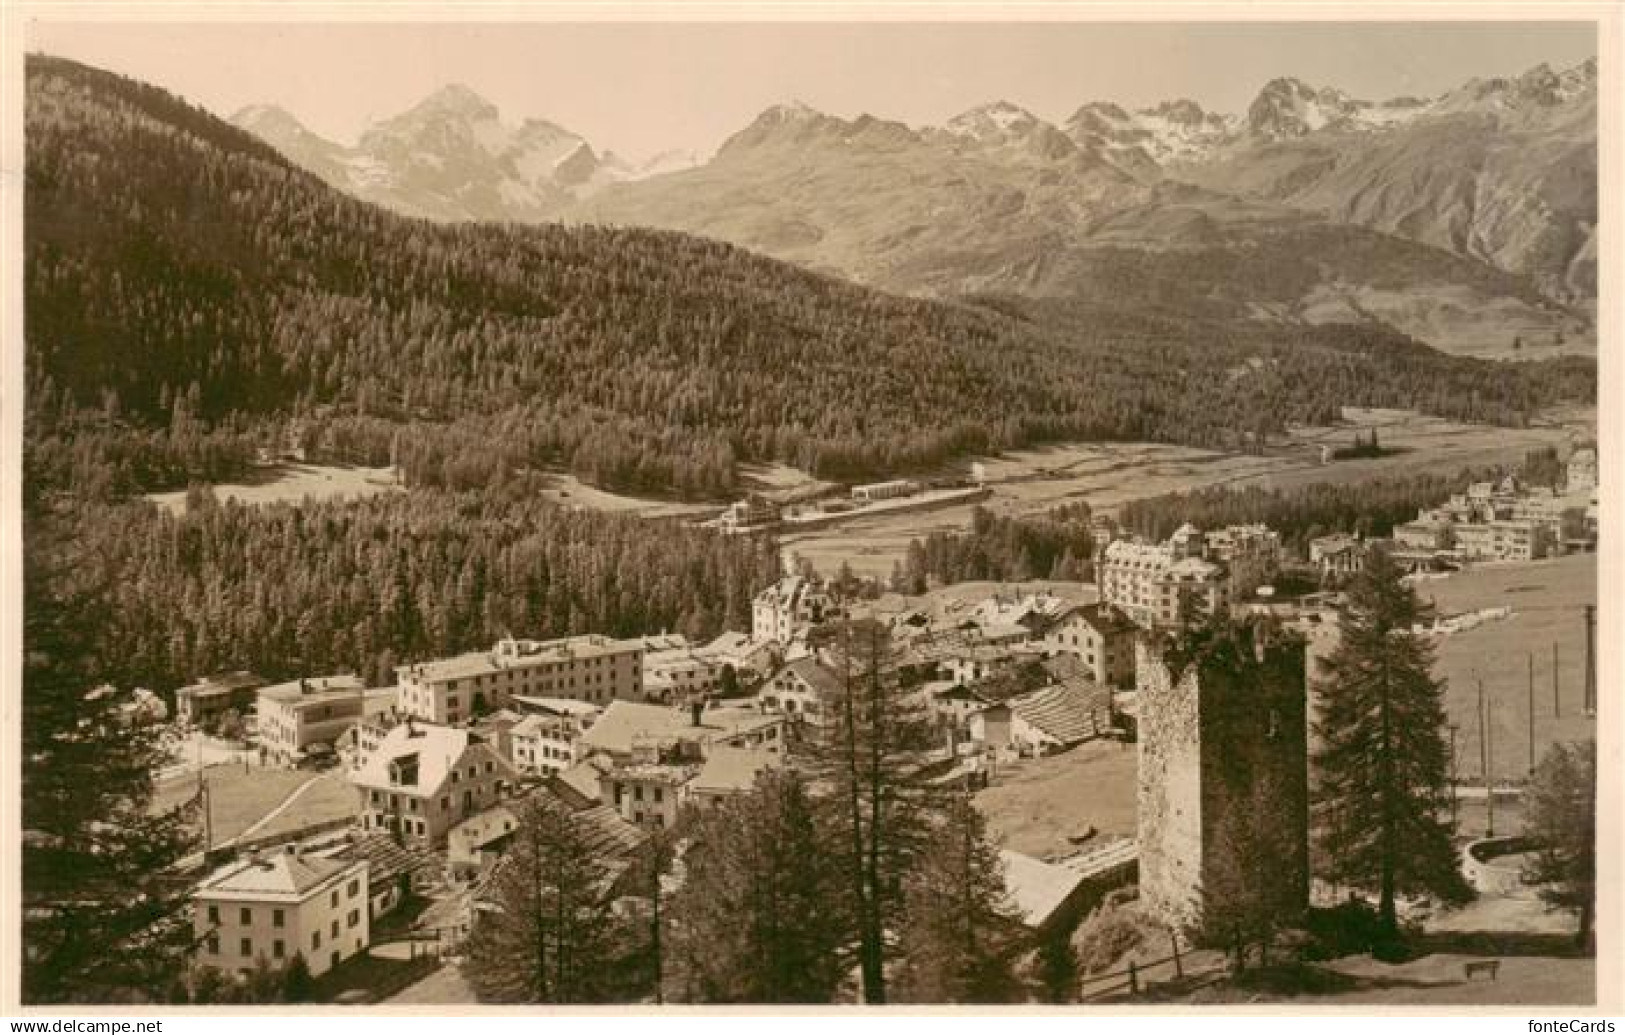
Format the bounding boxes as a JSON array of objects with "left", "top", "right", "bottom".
[
  {"left": 333, "top": 834, "right": 432, "bottom": 889},
  {"left": 1048, "top": 602, "right": 1138, "bottom": 637},
  {"left": 783, "top": 657, "right": 842, "bottom": 698},
  {"left": 1010, "top": 679, "right": 1111, "bottom": 745}
]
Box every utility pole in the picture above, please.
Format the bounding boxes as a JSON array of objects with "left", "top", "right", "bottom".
[
  {"left": 1584, "top": 604, "right": 1596, "bottom": 716},
  {"left": 1448, "top": 724, "right": 1460, "bottom": 829},
  {"left": 1528, "top": 652, "right": 1536, "bottom": 775},
  {"left": 1478, "top": 676, "right": 1494, "bottom": 838},
  {"left": 1553, "top": 641, "right": 1561, "bottom": 718}
]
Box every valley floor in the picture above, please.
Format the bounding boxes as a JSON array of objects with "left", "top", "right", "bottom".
[{"left": 783, "top": 406, "right": 1594, "bottom": 578}]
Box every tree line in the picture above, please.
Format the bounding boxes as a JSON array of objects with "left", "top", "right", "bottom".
[{"left": 33, "top": 487, "right": 781, "bottom": 696}]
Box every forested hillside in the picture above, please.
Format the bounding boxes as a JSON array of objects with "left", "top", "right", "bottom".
[
  {"left": 25, "top": 55, "right": 1595, "bottom": 501},
  {"left": 37, "top": 487, "right": 781, "bottom": 697}
]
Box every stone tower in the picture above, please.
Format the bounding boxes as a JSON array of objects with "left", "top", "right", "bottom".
[{"left": 1136, "top": 620, "right": 1309, "bottom": 939}]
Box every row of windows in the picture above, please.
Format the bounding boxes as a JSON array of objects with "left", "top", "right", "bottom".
[{"left": 366, "top": 812, "right": 429, "bottom": 837}]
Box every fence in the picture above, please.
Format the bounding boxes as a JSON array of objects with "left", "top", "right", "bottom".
[{"left": 1076, "top": 934, "right": 1192, "bottom": 1002}]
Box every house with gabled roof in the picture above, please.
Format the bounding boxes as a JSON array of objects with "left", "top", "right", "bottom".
[
  {"left": 191, "top": 844, "right": 369, "bottom": 978},
  {"left": 350, "top": 719, "right": 517, "bottom": 845}
]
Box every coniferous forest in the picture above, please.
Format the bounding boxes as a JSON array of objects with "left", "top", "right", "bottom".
[{"left": 41, "top": 488, "right": 781, "bottom": 698}]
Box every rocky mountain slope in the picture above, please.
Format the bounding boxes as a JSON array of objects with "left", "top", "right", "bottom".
[
  {"left": 231, "top": 86, "right": 694, "bottom": 222},
  {"left": 229, "top": 60, "right": 1597, "bottom": 354},
  {"left": 28, "top": 55, "right": 1593, "bottom": 500},
  {"left": 1168, "top": 61, "right": 1597, "bottom": 307}
]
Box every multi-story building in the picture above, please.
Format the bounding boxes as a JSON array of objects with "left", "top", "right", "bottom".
[
  {"left": 751, "top": 576, "right": 832, "bottom": 646},
  {"left": 1308, "top": 534, "right": 1366, "bottom": 578},
  {"left": 603, "top": 741, "right": 703, "bottom": 830},
  {"left": 851, "top": 479, "right": 917, "bottom": 504},
  {"left": 510, "top": 700, "right": 601, "bottom": 776},
  {"left": 1041, "top": 603, "right": 1138, "bottom": 688},
  {"left": 696, "top": 630, "right": 779, "bottom": 680},
  {"left": 1455, "top": 520, "right": 1552, "bottom": 562},
  {"left": 395, "top": 635, "right": 643, "bottom": 725},
  {"left": 175, "top": 671, "right": 266, "bottom": 729},
  {"left": 1136, "top": 626, "right": 1309, "bottom": 937},
  {"left": 943, "top": 646, "right": 1023, "bottom": 687},
  {"left": 759, "top": 657, "right": 842, "bottom": 726},
  {"left": 643, "top": 646, "right": 724, "bottom": 703},
  {"left": 350, "top": 721, "right": 516, "bottom": 845},
  {"left": 256, "top": 676, "right": 395, "bottom": 766},
  {"left": 575, "top": 700, "right": 788, "bottom": 767},
  {"left": 1097, "top": 540, "right": 1174, "bottom": 627},
  {"left": 1098, "top": 525, "right": 1232, "bottom": 629},
  {"left": 1203, "top": 524, "right": 1281, "bottom": 597},
  {"left": 1394, "top": 516, "right": 1455, "bottom": 553},
  {"left": 1567, "top": 446, "right": 1598, "bottom": 493},
  {"left": 191, "top": 845, "right": 369, "bottom": 978},
  {"left": 718, "top": 494, "right": 782, "bottom": 533}
]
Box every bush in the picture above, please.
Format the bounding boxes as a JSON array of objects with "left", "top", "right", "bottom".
[
  {"left": 1070, "top": 897, "right": 1161, "bottom": 975},
  {"left": 1303, "top": 898, "right": 1385, "bottom": 960}
]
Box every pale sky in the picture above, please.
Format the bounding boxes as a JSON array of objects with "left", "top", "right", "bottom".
[{"left": 28, "top": 20, "right": 1598, "bottom": 163}]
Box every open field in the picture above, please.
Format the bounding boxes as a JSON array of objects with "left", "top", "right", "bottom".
[
  {"left": 146, "top": 463, "right": 401, "bottom": 515},
  {"left": 537, "top": 472, "right": 718, "bottom": 519},
  {"left": 1179, "top": 954, "right": 1594, "bottom": 1006},
  {"left": 975, "top": 738, "right": 1138, "bottom": 859},
  {"left": 150, "top": 763, "right": 355, "bottom": 848},
  {"left": 782, "top": 406, "right": 1593, "bottom": 577},
  {"left": 1421, "top": 553, "right": 1597, "bottom": 785}
]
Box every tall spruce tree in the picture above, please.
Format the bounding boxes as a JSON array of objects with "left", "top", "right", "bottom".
[
  {"left": 894, "top": 796, "right": 1025, "bottom": 1004},
  {"left": 812, "top": 618, "right": 939, "bottom": 1004},
  {"left": 1522, "top": 740, "right": 1596, "bottom": 948},
  {"left": 665, "top": 771, "right": 848, "bottom": 1002},
  {"left": 1312, "top": 548, "right": 1472, "bottom": 945},
  {"left": 21, "top": 517, "right": 199, "bottom": 1003},
  {"left": 462, "top": 794, "right": 618, "bottom": 1003}
]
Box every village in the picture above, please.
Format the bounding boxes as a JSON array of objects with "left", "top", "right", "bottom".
[{"left": 117, "top": 445, "right": 1601, "bottom": 1003}]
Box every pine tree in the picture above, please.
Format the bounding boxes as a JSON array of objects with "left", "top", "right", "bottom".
[
  {"left": 281, "top": 953, "right": 316, "bottom": 1003},
  {"left": 461, "top": 794, "right": 618, "bottom": 1003},
  {"left": 1203, "top": 778, "right": 1304, "bottom": 964},
  {"left": 666, "top": 772, "right": 848, "bottom": 1002},
  {"left": 1522, "top": 740, "right": 1596, "bottom": 948},
  {"left": 1312, "top": 547, "right": 1472, "bottom": 948},
  {"left": 894, "top": 796, "right": 1024, "bottom": 1003},
  {"left": 21, "top": 520, "right": 199, "bottom": 1003},
  {"left": 810, "top": 618, "right": 940, "bottom": 1003}
]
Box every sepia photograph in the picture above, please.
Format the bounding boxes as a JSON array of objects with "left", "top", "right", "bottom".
[{"left": 2, "top": 4, "right": 1616, "bottom": 1017}]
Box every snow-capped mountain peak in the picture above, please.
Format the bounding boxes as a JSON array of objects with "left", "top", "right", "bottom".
[
  {"left": 945, "top": 100, "right": 1043, "bottom": 142},
  {"left": 410, "top": 82, "right": 500, "bottom": 121}
]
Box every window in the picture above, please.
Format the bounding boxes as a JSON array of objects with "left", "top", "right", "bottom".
[
  {"left": 312, "top": 931, "right": 321, "bottom": 950},
  {"left": 331, "top": 890, "right": 339, "bottom": 907},
  {"left": 273, "top": 909, "right": 285, "bottom": 928},
  {"left": 240, "top": 907, "right": 252, "bottom": 925},
  {"left": 273, "top": 939, "right": 285, "bottom": 959},
  {"left": 653, "top": 788, "right": 664, "bottom": 804},
  {"left": 240, "top": 938, "right": 253, "bottom": 957},
  {"left": 348, "top": 909, "right": 360, "bottom": 929},
  {"left": 331, "top": 920, "right": 339, "bottom": 938},
  {"left": 349, "top": 879, "right": 360, "bottom": 898},
  {"left": 207, "top": 934, "right": 220, "bottom": 954},
  {"left": 207, "top": 905, "right": 219, "bottom": 925}
]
